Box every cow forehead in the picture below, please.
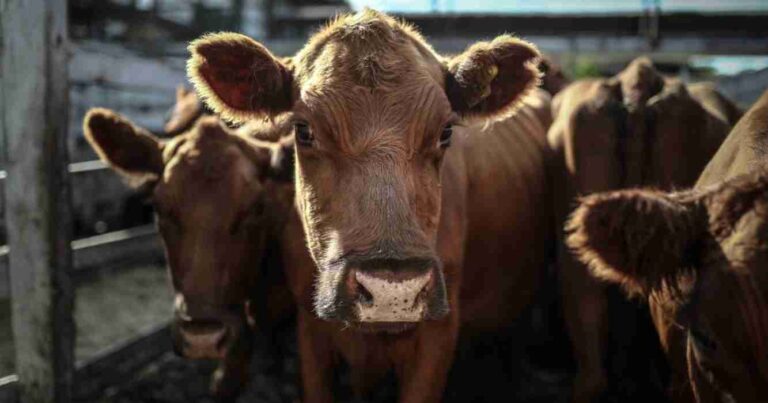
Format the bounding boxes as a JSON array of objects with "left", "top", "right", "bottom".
[
  {"left": 159, "top": 141, "right": 258, "bottom": 210},
  {"left": 294, "top": 47, "right": 451, "bottom": 149},
  {"left": 294, "top": 10, "right": 444, "bottom": 87}
]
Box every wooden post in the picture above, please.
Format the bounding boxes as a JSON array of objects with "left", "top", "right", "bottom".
[{"left": 1, "top": 1, "right": 75, "bottom": 402}]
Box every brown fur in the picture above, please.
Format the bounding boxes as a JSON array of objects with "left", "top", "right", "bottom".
[
  {"left": 187, "top": 9, "right": 553, "bottom": 402},
  {"left": 446, "top": 34, "right": 541, "bottom": 120},
  {"left": 697, "top": 89, "right": 768, "bottom": 187},
  {"left": 537, "top": 56, "right": 569, "bottom": 96},
  {"left": 84, "top": 108, "right": 164, "bottom": 178},
  {"left": 567, "top": 189, "right": 703, "bottom": 297},
  {"left": 83, "top": 108, "right": 294, "bottom": 399},
  {"left": 187, "top": 32, "right": 294, "bottom": 122},
  {"left": 567, "top": 171, "right": 768, "bottom": 402},
  {"left": 164, "top": 85, "right": 212, "bottom": 136},
  {"left": 548, "top": 57, "right": 738, "bottom": 402}
]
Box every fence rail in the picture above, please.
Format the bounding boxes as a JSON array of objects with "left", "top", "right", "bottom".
[
  {"left": 0, "top": 155, "right": 168, "bottom": 402},
  {"left": 0, "top": 159, "right": 163, "bottom": 298},
  {"left": 0, "top": 376, "right": 17, "bottom": 403},
  {"left": 0, "top": 221, "right": 170, "bottom": 402},
  {"left": 0, "top": 324, "right": 172, "bottom": 403}
]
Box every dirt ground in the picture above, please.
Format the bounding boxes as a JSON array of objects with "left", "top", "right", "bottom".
[
  {"left": 2, "top": 264, "right": 666, "bottom": 403},
  {"left": 83, "top": 277, "right": 577, "bottom": 403},
  {"left": 0, "top": 264, "right": 172, "bottom": 377},
  {"left": 90, "top": 320, "right": 574, "bottom": 403}
]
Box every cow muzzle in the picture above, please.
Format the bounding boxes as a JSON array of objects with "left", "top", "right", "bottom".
[
  {"left": 350, "top": 268, "right": 434, "bottom": 322},
  {"left": 349, "top": 256, "right": 449, "bottom": 322},
  {"left": 171, "top": 297, "right": 245, "bottom": 359},
  {"left": 175, "top": 319, "right": 228, "bottom": 359},
  {"left": 314, "top": 256, "right": 450, "bottom": 326}
]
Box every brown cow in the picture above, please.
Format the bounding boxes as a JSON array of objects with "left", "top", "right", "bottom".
[
  {"left": 187, "top": 10, "right": 555, "bottom": 402},
  {"left": 164, "top": 85, "right": 214, "bottom": 136},
  {"left": 567, "top": 168, "right": 768, "bottom": 403},
  {"left": 576, "top": 87, "right": 766, "bottom": 403},
  {"left": 548, "top": 57, "right": 739, "bottom": 401},
  {"left": 83, "top": 109, "right": 294, "bottom": 399},
  {"left": 697, "top": 89, "right": 768, "bottom": 188}
]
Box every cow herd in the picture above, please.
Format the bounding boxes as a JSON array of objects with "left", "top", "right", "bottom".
[{"left": 82, "top": 10, "right": 767, "bottom": 403}]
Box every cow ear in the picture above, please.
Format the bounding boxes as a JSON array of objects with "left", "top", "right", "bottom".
[
  {"left": 176, "top": 85, "right": 190, "bottom": 101},
  {"left": 83, "top": 108, "right": 164, "bottom": 182},
  {"left": 187, "top": 32, "right": 294, "bottom": 123},
  {"left": 566, "top": 189, "right": 704, "bottom": 296},
  {"left": 446, "top": 35, "right": 540, "bottom": 121}
]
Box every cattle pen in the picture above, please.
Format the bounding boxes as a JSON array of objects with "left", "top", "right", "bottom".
[{"left": 1, "top": 1, "right": 768, "bottom": 403}]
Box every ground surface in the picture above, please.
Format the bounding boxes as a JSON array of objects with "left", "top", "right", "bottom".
[
  {"left": 80, "top": 273, "right": 576, "bottom": 403},
  {"left": 1, "top": 263, "right": 664, "bottom": 403},
  {"left": 90, "top": 324, "right": 574, "bottom": 403},
  {"left": 0, "top": 264, "right": 172, "bottom": 377}
]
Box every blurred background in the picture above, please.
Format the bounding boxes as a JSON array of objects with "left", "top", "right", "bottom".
[{"left": 1, "top": 0, "right": 767, "bottom": 401}]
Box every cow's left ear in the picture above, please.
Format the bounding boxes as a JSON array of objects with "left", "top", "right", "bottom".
[
  {"left": 187, "top": 32, "right": 294, "bottom": 123},
  {"left": 446, "top": 35, "right": 540, "bottom": 121},
  {"left": 566, "top": 189, "right": 705, "bottom": 296}
]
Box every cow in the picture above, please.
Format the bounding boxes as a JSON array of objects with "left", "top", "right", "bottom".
[
  {"left": 186, "top": 9, "right": 556, "bottom": 402},
  {"left": 567, "top": 88, "right": 768, "bottom": 403},
  {"left": 567, "top": 171, "right": 768, "bottom": 403},
  {"left": 82, "top": 108, "right": 295, "bottom": 400},
  {"left": 548, "top": 56, "right": 740, "bottom": 401},
  {"left": 538, "top": 56, "right": 569, "bottom": 96},
  {"left": 164, "top": 85, "right": 214, "bottom": 136},
  {"left": 697, "top": 89, "right": 768, "bottom": 188}
]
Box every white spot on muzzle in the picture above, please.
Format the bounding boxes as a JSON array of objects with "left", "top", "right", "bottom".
[{"left": 354, "top": 271, "right": 432, "bottom": 322}]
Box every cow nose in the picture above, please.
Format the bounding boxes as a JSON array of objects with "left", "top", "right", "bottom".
[
  {"left": 348, "top": 265, "right": 435, "bottom": 323},
  {"left": 176, "top": 319, "right": 228, "bottom": 359}
]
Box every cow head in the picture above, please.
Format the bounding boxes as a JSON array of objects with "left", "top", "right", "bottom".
[
  {"left": 186, "top": 10, "right": 540, "bottom": 329},
  {"left": 567, "top": 172, "right": 768, "bottom": 402},
  {"left": 83, "top": 108, "right": 293, "bottom": 359}
]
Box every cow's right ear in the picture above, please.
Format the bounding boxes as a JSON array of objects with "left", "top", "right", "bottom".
[
  {"left": 566, "top": 189, "right": 704, "bottom": 296},
  {"left": 187, "top": 33, "right": 294, "bottom": 123},
  {"left": 83, "top": 108, "right": 164, "bottom": 181}
]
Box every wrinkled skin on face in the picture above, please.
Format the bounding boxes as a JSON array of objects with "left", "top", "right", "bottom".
[
  {"left": 568, "top": 171, "right": 768, "bottom": 403},
  {"left": 83, "top": 108, "right": 294, "bottom": 399},
  {"left": 186, "top": 10, "right": 541, "bottom": 327}
]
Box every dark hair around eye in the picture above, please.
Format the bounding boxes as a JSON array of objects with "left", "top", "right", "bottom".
[
  {"left": 439, "top": 124, "right": 453, "bottom": 148},
  {"left": 294, "top": 123, "right": 314, "bottom": 147}
]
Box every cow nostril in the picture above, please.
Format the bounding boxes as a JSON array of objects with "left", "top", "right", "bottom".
[
  {"left": 415, "top": 280, "right": 430, "bottom": 305},
  {"left": 357, "top": 282, "right": 374, "bottom": 306}
]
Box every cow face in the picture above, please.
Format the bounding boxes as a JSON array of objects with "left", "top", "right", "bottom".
[
  {"left": 185, "top": 10, "right": 540, "bottom": 329},
  {"left": 567, "top": 172, "right": 768, "bottom": 402},
  {"left": 83, "top": 109, "right": 292, "bottom": 359}
]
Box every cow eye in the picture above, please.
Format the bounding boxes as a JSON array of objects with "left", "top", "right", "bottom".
[
  {"left": 294, "top": 123, "right": 314, "bottom": 147},
  {"left": 439, "top": 125, "right": 453, "bottom": 148}
]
